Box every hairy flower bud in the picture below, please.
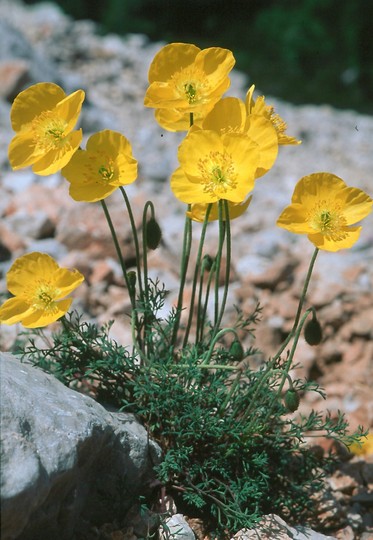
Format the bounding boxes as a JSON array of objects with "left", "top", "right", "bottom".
[
  {"left": 304, "top": 317, "right": 323, "bottom": 346},
  {"left": 229, "top": 339, "right": 244, "bottom": 362},
  {"left": 284, "top": 389, "right": 300, "bottom": 412},
  {"left": 202, "top": 254, "right": 214, "bottom": 272},
  {"left": 146, "top": 217, "right": 162, "bottom": 250},
  {"left": 126, "top": 271, "right": 137, "bottom": 291}
]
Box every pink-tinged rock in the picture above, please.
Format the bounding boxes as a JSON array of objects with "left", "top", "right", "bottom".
[
  {"left": 89, "top": 259, "right": 116, "bottom": 285},
  {"left": 339, "top": 309, "right": 373, "bottom": 341},
  {"left": 0, "top": 222, "right": 26, "bottom": 253},
  {"left": 0, "top": 60, "right": 29, "bottom": 100},
  {"left": 249, "top": 256, "right": 298, "bottom": 290},
  {"left": 56, "top": 203, "right": 138, "bottom": 263}
]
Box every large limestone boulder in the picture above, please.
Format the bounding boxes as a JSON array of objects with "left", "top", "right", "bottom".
[{"left": 0, "top": 352, "right": 161, "bottom": 540}]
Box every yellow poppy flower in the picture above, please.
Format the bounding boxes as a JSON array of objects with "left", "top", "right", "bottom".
[
  {"left": 0, "top": 252, "right": 84, "bottom": 328},
  {"left": 8, "top": 82, "right": 85, "bottom": 175},
  {"left": 277, "top": 172, "right": 372, "bottom": 251},
  {"left": 348, "top": 433, "right": 373, "bottom": 456},
  {"left": 171, "top": 129, "right": 259, "bottom": 205},
  {"left": 61, "top": 130, "right": 138, "bottom": 202},
  {"left": 187, "top": 196, "right": 252, "bottom": 222},
  {"left": 246, "top": 85, "right": 301, "bottom": 145},
  {"left": 144, "top": 43, "right": 235, "bottom": 126},
  {"left": 202, "top": 97, "right": 279, "bottom": 178}
]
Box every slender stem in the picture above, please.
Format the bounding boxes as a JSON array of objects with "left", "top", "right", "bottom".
[
  {"left": 119, "top": 187, "right": 144, "bottom": 301},
  {"left": 292, "top": 247, "right": 319, "bottom": 333},
  {"left": 198, "top": 260, "right": 216, "bottom": 343},
  {"left": 100, "top": 199, "right": 136, "bottom": 309},
  {"left": 213, "top": 201, "right": 226, "bottom": 329},
  {"left": 219, "top": 370, "right": 242, "bottom": 414},
  {"left": 182, "top": 204, "right": 212, "bottom": 347},
  {"left": 178, "top": 363, "right": 239, "bottom": 371},
  {"left": 141, "top": 201, "right": 158, "bottom": 358},
  {"left": 243, "top": 248, "right": 320, "bottom": 429},
  {"left": 171, "top": 112, "right": 195, "bottom": 350},
  {"left": 269, "top": 247, "right": 320, "bottom": 367},
  {"left": 172, "top": 209, "right": 192, "bottom": 348},
  {"left": 142, "top": 201, "right": 157, "bottom": 302},
  {"left": 256, "top": 308, "right": 314, "bottom": 430},
  {"left": 214, "top": 200, "right": 231, "bottom": 334},
  {"left": 200, "top": 327, "right": 238, "bottom": 366}
]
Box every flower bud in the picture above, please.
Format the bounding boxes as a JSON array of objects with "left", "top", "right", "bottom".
[
  {"left": 146, "top": 217, "right": 162, "bottom": 250},
  {"left": 202, "top": 254, "right": 214, "bottom": 272},
  {"left": 229, "top": 339, "right": 244, "bottom": 362},
  {"left": 284, "top": 389, "right": 300, "bottom": 412},
  {"left": 126, "top": 271, "right": 137, "bottom": 291},
  {"left": 304, "top": 317, "right": 323, "bottom": 346}
]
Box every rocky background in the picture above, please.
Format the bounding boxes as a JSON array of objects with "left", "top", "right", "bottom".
[{"left": 0, "top": 1, "right": 372, "bottom": 538}]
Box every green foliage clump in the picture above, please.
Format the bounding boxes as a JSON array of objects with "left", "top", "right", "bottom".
[{"left": 16, "top": 282, "right": 365, "bottom": 537}]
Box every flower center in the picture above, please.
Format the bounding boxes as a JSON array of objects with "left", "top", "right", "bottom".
[
  {"left": 172, "top": 67, "right": 210, "bottom": 106},
  {"left": 81, "top": 154, "right": 117, "bottom": 185},
  {"left": 309, "top": 201, "right": 348, "bottom": 241},
  {"left": 31, "top": 283, "right": 60, "bottom": 314},
  {"left": 198, "top": 151, "right": 237, "bottom": 198},
  {"left": 98, "top": 165, "right": 114, "bottom": 182},
  {"left": 32, "top": 112, "right": 68, "bottom": 151}
]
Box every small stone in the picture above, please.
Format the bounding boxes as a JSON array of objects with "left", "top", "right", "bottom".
[
  {"left": 159, "top": 514, "right": 195, "bottom": 539},
  {"left": 334, "top": 525, "right": 354, "bottom": 540},
  {"left": 328, "top": 471, "right": 360, "bottom": 494}
]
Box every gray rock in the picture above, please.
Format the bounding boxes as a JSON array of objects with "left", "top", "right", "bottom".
[
  {"left": 0, "top": 19, "right": 58, "bottom": 98},
  {"left": 0, "top": 352, "right": 161, "bottom": 540},
  {"left": 233, "top": 514, "right": 337, "bottom": 539},
  {"left": 159, "top": 514, "right": 195, "bottom": 539}
]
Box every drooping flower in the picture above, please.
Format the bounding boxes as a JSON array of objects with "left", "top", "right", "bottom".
[
  {"left": 171, "top": 129, "right": 260, "bottom": 205},
  {"left": 277, "top": 172, "right": 372, "bottom": 251},
  {"left": 246, "top": 85, "right": 301, "bottom": 145},
  {"left": 61, "top": 130, "right": 138, "bottom": 202},
  {"left": 187, "top": 197, "right": 252, "bottom": 223},
  {"left": 0, "top": 252, "right": 84, "bottom": 328},
  {"left": 144, "top": 43, "right": 235, "bottom": 130},
  {"left": 8, "top": 82, "right": 85, "bottom": 175},
  {"left": 202, "top": 97, "right": 279, "bottom": 177}
]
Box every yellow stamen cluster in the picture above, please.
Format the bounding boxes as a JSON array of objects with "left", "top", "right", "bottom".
[
  {"left": 172, "top": 67, "right": 209, "bottom": 105},
  {"left": 268, "top": 107, "right": 288, "bottom": 135},
  {"left": 31, "top": 283, "right": 60, "bottom": 314},
  {"left": 32, "top": 112, "right": 68, "bottom": 152},
  {"left": 98, "top": 164, "right": 115, "bottom": 182},
  {"left": 309, "top": 201, "right": 348, "bottom": 241},
  {"left": 198, "top": 151, "right": 237, "bottom": 196}
]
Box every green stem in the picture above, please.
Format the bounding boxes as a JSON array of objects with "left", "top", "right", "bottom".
[
  {"left": 142, "top": 201, "right": 157, "bottom": 302},
  {"left": 213, "top": 200, "right": 231, "bottom": 335},
  {"left": 201, "top": 327, "right": 238, "bottom": 366},
  {"left": 271, "top": 308, "right": 314, "bottom": 406},
  {"left": 119, "top": 186, "right": 144, "bottom": 302},
  {"left": 268, "top": 247, "right": 319, "bottom": 366},
  {"left": 100, "top": 199, "right": 136, "bottom": 309},
  {"left": 219, "top": 370, "right": 242, "bottom": 414},
  {"left": 172, "top": 209, "right": 192, "bottom": 349},
  {"left": 198, "top": 260, "right": 216, "bottom": 343},
  {"left": 243, "top": 248, "right": 319, "bottom": 428},
  {"left": 213, "top": 201, "right": 226, "bottom": 330},
  {"left": 182, "top": 204, "right": 212, "bottom": 347}
]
